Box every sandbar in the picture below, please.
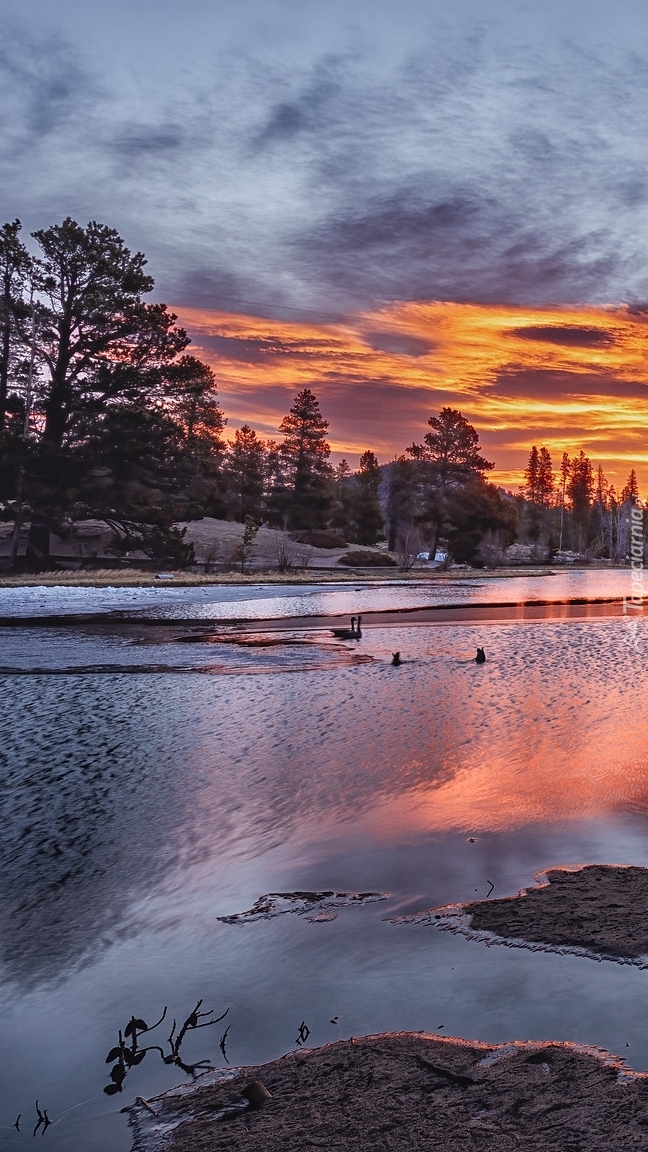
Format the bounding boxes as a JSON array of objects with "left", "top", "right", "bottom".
[{"left": 128, "top": 1031, "right": 648, "bottom": 1151}]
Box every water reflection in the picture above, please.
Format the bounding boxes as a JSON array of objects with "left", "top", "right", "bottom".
[
  {"left": 1, "top": 616, "right": 646, "bottom": 991},
  {"left": 0, "top": 568, "right": 633, "bottom": 621}
]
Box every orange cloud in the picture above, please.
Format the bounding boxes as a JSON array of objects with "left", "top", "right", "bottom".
[{"left": 175, "top": 301, "right": 648, "bottom": 492}]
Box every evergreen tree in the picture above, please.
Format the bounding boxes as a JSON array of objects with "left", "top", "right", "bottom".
[
  {"left": 33, "top": 219, "right": 189, "bottom": 449},
  {"left": 224, "top": 424, "right": 266, "bottom": 521},
  {"left": 278, "top": 388, "right": 332, "bottom": 528},
  {"left": 595, "top": 464, "right": 609, "bottom": 508},
  {"left": 536, "top": 447, "right": 554, "bottom": 508},
  {"left": 589, "top": 464, "right": 610, "bottom": 554},
  {"left": 446, "top": 479, "right": 517, "bottom": 564},
  {"left": 0, "top": 220, "right": 32, "bottom": 433},
  {"left": 352, "top": 450, "right": 384, "bottom": 545},
  {"left": 621, "top": 468, "right": 640, "bottom": 503},
  {"left": 407, "top": 407, "right": 493, "bottom": 556},
  {"left": 522, "top": 445, "right": 554, "bottom": 544},
  {"left": 558, "top": 451, "right": 570, "bottom": 550},
  {"left": 409, "top": 407, "right": 494, "bottom": 494},
  {"left": 386, "top": 456, "right": 418, "bottom": 552},
  {"left": 522, "top": 445, "right": 540, "bottom": 504},
  {"left": 165, "top": 355, "right": 225, "bottom": 447},
  {"left": 329, "top": 459, "right": 353, "bottom": 537},
  {"left": 567, "top": 450, "right": 594, "bottom": 550},
  {"left": 522, "top": 445, "right": 541, "bottom": 541}
]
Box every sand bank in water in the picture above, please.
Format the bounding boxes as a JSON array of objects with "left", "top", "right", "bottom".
[
  {"left": 461, "top": 864, "right": 648, "bottom": 961},
  {"left": 128, "top": 1032, "right": 648, "bottom": 1151}
]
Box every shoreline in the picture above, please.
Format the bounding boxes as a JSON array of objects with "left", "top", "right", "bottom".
[
  {"left": 425, "top": 864, "right": 648, "bottom": 964},
  {"left": 128, "top": 1030, "right": 648, "bottom": 1151},
  {"left": 0, "top": 596, "right": 626, "bottom": 629},
  {"left": 0, "top": 563, "right": 624, "bottom": 588}
]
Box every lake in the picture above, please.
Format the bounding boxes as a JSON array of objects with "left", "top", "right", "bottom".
[{"left": 0, "top": 570, "right": 646, "bottom": 1150}]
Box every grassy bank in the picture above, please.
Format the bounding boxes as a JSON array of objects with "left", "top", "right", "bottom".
[{"left": 0, "top": 564, "right": 618, "bottom": 588}]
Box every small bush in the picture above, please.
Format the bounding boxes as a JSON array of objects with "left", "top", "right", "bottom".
[
  {"left": 338, "top": 550, "right": 397, "bottom": 567},
  {"left": 292, "top": 530, "right": 347, "bottom": 549}
]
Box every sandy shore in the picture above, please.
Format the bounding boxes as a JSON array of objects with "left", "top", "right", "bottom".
[
  {"left": 128, "top": 1031, "right": 648, "bottom": 1151},
  {"left": 453, "top": 864, "right": 648, "bottom": 962}
]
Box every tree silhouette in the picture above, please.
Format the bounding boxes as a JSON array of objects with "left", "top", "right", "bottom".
[
  {"left": 33, "top": 218, "right": 188, "bottom": 450},
  {"left": 621, "top": 468, "right": 640, "bottom": 504},
  {"left": 224, "top": 424, "right": 266, "bottom": 520},
  {"left": 353, "top": 450, "right": 384, "bottom": 544},
  {"left": 407, "top": 407, "right": 494, "bottom": 557},
  {"left": 0, "top": 220, "right": 32, "bottom": 434},
  {"left": 278, "top": 388, "right": 332, "bottom": 528}
]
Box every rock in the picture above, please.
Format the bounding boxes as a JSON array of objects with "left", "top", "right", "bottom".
[{"left": 242, "top": 1081, "right": 272, "bottom": 1110}]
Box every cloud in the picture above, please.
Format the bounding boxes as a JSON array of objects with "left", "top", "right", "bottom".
[
  {"left": 252, "top": 64, "right": 344, "bottom": 151},
  {"left": 0, "top": 23, "right": 96, "bottom": 159},
  {"left": 361, "top": 330, "right": 436, "bottom": 358},
  {"left": 492, "top": 369, "right": 648, "bottom": 401},
  {"left": 109, "top": 123, "right": 187, "bottom": 158},
  {"left": 6, "top": 6, "right": 648, "bottom": 324},
  {"left": 510, "top": 326, "right": 615, "bottom": 348}
]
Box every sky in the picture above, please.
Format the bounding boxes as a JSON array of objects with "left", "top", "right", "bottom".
[{"left": 2, "top": 0, "right": 648, "bottom": 488}]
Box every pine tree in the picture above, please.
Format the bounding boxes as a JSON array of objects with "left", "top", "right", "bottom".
[
  {"left": 536, "top": 448, "right": 554, "bottom": 508},
  {"left": 522, "top": 445, "right": 541, "bottom": 541},
  {"left": 32, "top": 218, "right": 188, "bottom": 450},
  {"left": 224, "top": 425, "right": 266, "bottom": 521},
  {"left": 0, "top": 220, "right": 32, "bottom": 434},
  {"left": 621, "top": 468, "right": 640, "bottom": 504},
  {"left": 353, "top": 450, "right": 384, "bottom": 544},
  {"left": 407, "top": 407, "right": 493, "bottom": 557},
  {"left": 522, "top": 446, "right": 540, "bottom": 504},
  {"left": 595, "top": 464, "right": 609, "bottom": 509},
  {"left": 278, "top": 388, "right": 332, "bottom": 528},
  {"left": 567, "top": 450, "right": 594, "bottom": 550},
  {"left": 558, "top": 452, "right": 570, "bottom": 550},
  {"left": 386, "top": 456, "right": 418, "bottom": 552},
  {"left": 165, "top": 355, "right": 225, "bottom": 448},
  {"left": 409, "top": 407, "right": 494, "bottom": 496}
]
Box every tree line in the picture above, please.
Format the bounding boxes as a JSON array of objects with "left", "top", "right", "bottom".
[
  {"left": 0, "top": 217, "right": 642, "bottom": 569},
  {"left": 516, "top": 444, "right": 644, "bottom": 561}
]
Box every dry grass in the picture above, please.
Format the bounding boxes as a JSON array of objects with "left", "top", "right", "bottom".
[{"left": 0, "top": 566, "right": 568, "bottom": 588}]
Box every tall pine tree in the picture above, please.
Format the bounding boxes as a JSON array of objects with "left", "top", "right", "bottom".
[{"left": 278, "top": 388, "right": 332, "bottom": 528}]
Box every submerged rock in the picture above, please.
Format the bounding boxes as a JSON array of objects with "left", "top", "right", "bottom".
[{"left": 217, "top": 891, "right": 388, "bottom": 924}]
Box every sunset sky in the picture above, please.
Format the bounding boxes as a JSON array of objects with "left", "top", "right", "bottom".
[{"left": 2, "top": 0, "right": 648, "bottom": 487}]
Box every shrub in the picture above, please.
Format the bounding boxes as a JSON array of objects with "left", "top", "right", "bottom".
[
  {"left": 338, "top": 550, "right": 397, "bottom": 567},
  {"left": 292, "top": 530, "right": 347, "bottom": 549}
]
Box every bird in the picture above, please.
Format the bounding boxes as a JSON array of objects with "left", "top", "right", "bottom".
[
  {"left": 391, "top": 652, "right": 402, "bottom": 666},
  {"left": 331, "top": 616, "right": 357, "bottom": 639},
  {"left": 475, "top": 647, "right": 486, "bottom": 664}
]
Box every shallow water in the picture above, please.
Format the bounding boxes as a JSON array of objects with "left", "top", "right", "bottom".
[
  {"left": 0, "top": 595, "right": 647, "bottom": 1149},
  {"left": 0, "top": 566, "right": 632, "bottom": 620}
]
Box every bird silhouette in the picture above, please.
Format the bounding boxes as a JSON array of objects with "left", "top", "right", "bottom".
[
  {"left": 391, "top": 652, "right": 402, "bottom": 666},
  {"left": 475, "top": 647, "right": 486, "bottom": 664},
  {"left": 331, "top": 616, "right": 357, "bottom": 639}
]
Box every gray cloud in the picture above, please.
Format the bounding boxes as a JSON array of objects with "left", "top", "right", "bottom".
[
  {"left": 0, "top": 24, "right": 96, "bottom": 158},
  {"left": 4, "top": 4, "right": 648, "bottom": 317},
  {"left": 510, "top": 326, "right": 615, "bottom": 348},
  {"left": 492, "top": 369, "right": 648, "bottom": 401}
]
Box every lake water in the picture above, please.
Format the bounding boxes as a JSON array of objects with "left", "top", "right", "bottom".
[{"left": 0, "top": 573, "right": 646, "bottom": 1150}]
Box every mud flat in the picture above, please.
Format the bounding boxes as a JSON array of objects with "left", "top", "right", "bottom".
[
  {"left": 128, "top": 1031, "right": 648, "bottom": 1151},
  {"left": 406, "top": 865, "right": 648, "bottom": 964}
]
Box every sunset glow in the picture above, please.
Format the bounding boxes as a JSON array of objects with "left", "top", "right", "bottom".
[{"left": 178, "top": 301, "right": 648, "bottom": 491}]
